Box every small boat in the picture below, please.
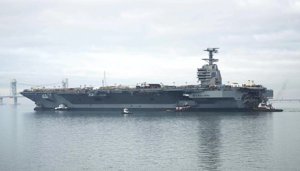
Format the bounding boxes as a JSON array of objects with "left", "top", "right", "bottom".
[
  {"left": 54, "top": 104, "right": 69, "bottom": 111},
  {"left": 122, "top": 108, "right": 132, "bottom": 114},
  {"left": 175, "top": 105, "right": 191, "bottom": 112},
  {"left": 254, "top": 102, "right": 283, "bottom": 112}
]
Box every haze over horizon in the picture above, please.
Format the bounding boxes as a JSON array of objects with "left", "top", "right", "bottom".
[{"left": 0, "top": 0, "right": 299, "bottom": 99}]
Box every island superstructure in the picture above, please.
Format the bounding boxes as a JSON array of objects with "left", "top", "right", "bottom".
[{"left": 21, "top": 48, "right": 275, "bottom": 111}]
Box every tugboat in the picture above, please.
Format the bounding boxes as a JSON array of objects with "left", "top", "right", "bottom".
[{"left": 254, "top": 102, "right": 283, "bottom": 112}]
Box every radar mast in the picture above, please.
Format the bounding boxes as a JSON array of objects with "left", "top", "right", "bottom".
[{"left": 203, "top": 48, "right": 219, "bottom": 65}]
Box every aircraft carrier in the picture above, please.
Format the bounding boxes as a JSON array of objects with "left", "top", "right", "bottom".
[{"left": 21, "top": 48, "right": 277, "bottom": 111}]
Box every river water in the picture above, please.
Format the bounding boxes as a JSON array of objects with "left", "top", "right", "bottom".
[{"left": 0, "top": 102, "right": 300, "bottom": 171}]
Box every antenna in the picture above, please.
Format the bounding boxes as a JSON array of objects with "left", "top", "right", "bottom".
[
  {"left": 203, "top": 48, "right": 219, "bottom": 65},
  {"left": 62, "top": 78, "right": 69, "bottom": 88},
  {"left": 102, "top": 71, "right": 106, "bottom": 87}
]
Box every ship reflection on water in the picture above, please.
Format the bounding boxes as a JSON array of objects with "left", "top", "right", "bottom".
[
  {"left": 196, "top": 112, "right": 273, "bottom": 170},
  {"left": 197, "top": 114, "right": 222, "bottom": 170},
  {"left": 27, "top": 110, "right": 274, "bottom": 170}
]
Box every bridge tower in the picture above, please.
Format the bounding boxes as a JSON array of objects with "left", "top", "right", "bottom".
[{"left": 10, "top": 79, "right": 17, "bottom": 105}]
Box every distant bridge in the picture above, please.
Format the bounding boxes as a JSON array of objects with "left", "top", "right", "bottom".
[
  {"left": 0, "top": 79, "right": 66, "bottom": 105},
  {"left": 0, "top": 95, "right": 23, "bottom": 105},
  {"left": 0, "top": 79, "right": 19, "bottom": 105}
]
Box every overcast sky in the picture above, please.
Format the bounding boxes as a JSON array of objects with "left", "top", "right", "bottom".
[{"left": 0, "top": 0, "right": 299, "bottom": 98}]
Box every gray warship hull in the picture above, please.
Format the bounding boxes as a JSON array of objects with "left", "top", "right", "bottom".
[
  {"left": 21, "top": 86, "right": 272, "bottom": 111},
  {"left": 21, "top": 48, "right": 277, "bottom": 111}
]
